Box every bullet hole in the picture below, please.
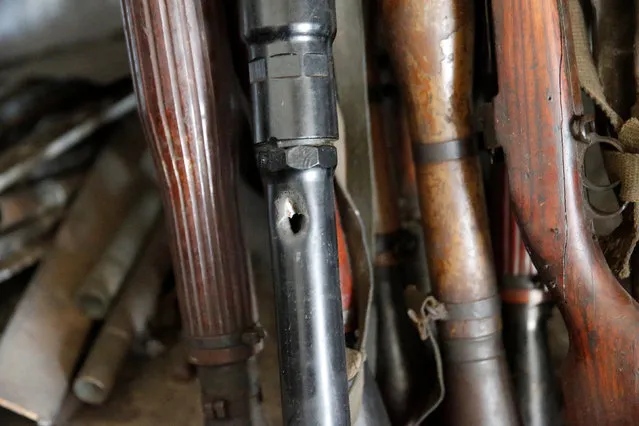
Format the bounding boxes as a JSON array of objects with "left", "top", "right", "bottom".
[{"left": 288, "top": 212, "right": 305, "bottom": 234}]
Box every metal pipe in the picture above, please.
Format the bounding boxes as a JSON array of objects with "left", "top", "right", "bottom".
[
  {"left": 242, "top": 1, "right": 350, "bottom": 424},
  {"left": 73, "top": 223, "right": 170, "bottom": 404},
  {"left": 0, "top": 175, "right": 81, "bottom": 232},
  {"left": 0, "top": 118, "right": 148, "bottom": 424},
  {"left": 74, "top": 189, "right": 161, "bottom": 319}
]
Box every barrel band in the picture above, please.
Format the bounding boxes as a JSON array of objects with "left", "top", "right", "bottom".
[
  {"left": 186, "top": 326, "right": 265, "bottom": 365},
  {"left": 443, "top": 332, "right": 504, "bottom": 363},
  {"left": 445, "top": 294, "right": 501, "bottom": 320},
  {"left": 412, "top": 137, "right": 477, "bottom": 165}
]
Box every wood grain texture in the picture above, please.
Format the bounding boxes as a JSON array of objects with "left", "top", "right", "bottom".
[
  {"left": 492, "top": 0, "right": 639, "bottom": 424},
  {"left": 121, "top": 0, "right": 258, "bottom": 364},
  {"left": 383, "top": 0, "right": 519, "bottom": 424},
  {"left": 382, "top": 0, "right": 474, "bottom": 144}
]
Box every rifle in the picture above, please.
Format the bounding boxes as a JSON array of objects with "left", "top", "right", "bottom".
[
  {"left": 491, "top": 0, "right": 639, "bottom": 424},
  {"left": 241, "top": 0, "right": 351, "bottom": 424},
  {"left": 493, "top": 164, "right": 561, "bottom": 426},
  {"left": 382, "top": 0, "right": 519, "bottom": 424},
  {"left": 121, "top": 1, "right": 265, "bottom": 424}
]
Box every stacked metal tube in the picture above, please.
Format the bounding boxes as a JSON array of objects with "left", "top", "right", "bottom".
[{"left": 241, "top": 1, "right": 350, "bottom": 424}]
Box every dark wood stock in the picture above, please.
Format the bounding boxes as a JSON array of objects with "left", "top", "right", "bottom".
[
  {"left": 121, "top": 0, "right": 259, "bottom": 366},
  {"left": 383, "top": 0, "right": 519, "bottom": 424},
  {"left": 492, "top": 0, "right": 639, "bottom": 424}
]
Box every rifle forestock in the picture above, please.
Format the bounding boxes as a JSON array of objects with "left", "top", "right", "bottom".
[
  {"left": 383, "top": 0, "right": 519, "bottom": 424},
  {"left": 492, "top": 0, "right": 639, "bottom": 424},
  {"left": 121, "top": 1, "right": 263, "bottom": 423}
]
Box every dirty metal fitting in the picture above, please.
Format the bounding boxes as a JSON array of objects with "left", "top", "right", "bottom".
[
  {"left": 242, "top": 1, "right": 350, "bottom": 424},
  {"left": 73, "top": 223, "right": 170, "bottom": 405},
  {"left": 75, "top": 189, "right": 161, "bottom": 319},
  {"left": 501, "top": 278, "right": 560, "bottom": 426},
  {"left": 121, "top": 0, "right": 265, "bottom": 424},
  {"left": 382, "top": 0, "right": 520, "bottom": 424}
]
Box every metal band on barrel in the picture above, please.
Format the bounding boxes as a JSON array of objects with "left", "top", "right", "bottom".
[
  {"left": 439, "top": 295, "right": 502, "bottom": 340},
  {"left": 445, "top": 294, "right": 501, "bottom": 320},
  {"left": 443, "top": 333, "right": 504, "bottom": 363},
  {"left": 187, "top": 327, "right": 264, "bottom": 365},
  {"left": 412, "top": 137, "right": 477, "bottom": 164}
]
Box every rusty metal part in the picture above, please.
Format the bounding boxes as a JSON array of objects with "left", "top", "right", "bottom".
[
  {"left": 75, "top": 189, "right": 161, "bottom": 319},
  {"left": 198, "top": 358, "right": 266, "bottom": 426},
  {"left": 382, "top": 0, "right": 519, "bottom": 424},
  {"left": 0, "top": 117, "right": 147, "bottom": 424},
  {"left": 0, "top": 175, "right": 82, "bottom": 232},
  {"left": 73, "top": 223, "right": 170, "bottom": 405},
  {"left": 121, "top": 1, "right": 264, "bottom": 424}
]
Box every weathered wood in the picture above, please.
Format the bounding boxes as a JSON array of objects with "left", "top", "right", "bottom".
[
  {"left": 382, "top": 0, "right": 519, "bottom": 424},
  {"left": 121, "top": 0, "right": 263, "bottom": 423},
  {"left": 492, "top": 0, "right": 639, "bottom": 424}
]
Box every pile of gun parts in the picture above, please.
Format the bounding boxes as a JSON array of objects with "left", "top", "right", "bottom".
[{"left": 0, "top": 0, "right": 638, "bottom": 425}]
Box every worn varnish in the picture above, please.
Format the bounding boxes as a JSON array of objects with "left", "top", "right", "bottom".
[
  {"left": 382, "top": 0, "right": 519, "bottom": 424},
  {"left": 121, "top": 0, "right": 263, "bottom": 424},
  {"left": 492, "top": 0, "right": 639, "bottom": 424}
]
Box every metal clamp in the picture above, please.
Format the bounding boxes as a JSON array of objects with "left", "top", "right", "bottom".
[{"left": 571, "top": 115, "right": 629, "bottom": 219}]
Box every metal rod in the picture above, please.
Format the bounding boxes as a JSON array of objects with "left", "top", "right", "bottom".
[
  {"left": 75, "top": 188, "right": 161, "bottom": 319},
  {"left": 242, "top": 1, "right": 350, "bottom": 424},
  {"left": 0, "top": 93, "right": 136, "bottom": 194},
  {"left": 73, "top": 223, "right": 170, "bottom": 405}
]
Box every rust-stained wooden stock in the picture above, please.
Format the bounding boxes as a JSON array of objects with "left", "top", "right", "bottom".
[
  {"left": 383, "top": 0, "right": 519, "bottom": 424},
  {"left": 492, "top": 0, "right": 639, "bottom": 424},
  {"left": 121, "top": 1, "right": 263, "bottom": 423},
  {"left": 121, "top": 0, "right": 259, "bottom": 366}
]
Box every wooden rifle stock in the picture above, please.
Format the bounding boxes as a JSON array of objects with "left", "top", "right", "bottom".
[
  {"left": 491, "top": 0, "right": 639, "bottom": 424},
  {"left": 382, "top": 0, "right": 519, "bottom": 424},
  {"left": 121, "top": 1, "right": 263, "bottom": 424}
]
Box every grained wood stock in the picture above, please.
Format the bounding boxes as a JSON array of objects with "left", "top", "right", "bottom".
[
  {"left": 121, "top": 0, "right": 258, "bottom": 366},
  {"left": 121, "top": 1, "right": 262, "bottom": 423},
  {"left": 492, "top": 0, "right": 639, "bottom": 424},
  {"left": 382, "top": 0, "right": 519, "bottom": 424}
]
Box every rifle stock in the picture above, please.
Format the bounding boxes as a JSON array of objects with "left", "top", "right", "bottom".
[
  {"left": 383, "top": 0, "right": 519, "bottom": 424},
  {"left": 492, "top": 0, "right": 639, "bottom": 424}
]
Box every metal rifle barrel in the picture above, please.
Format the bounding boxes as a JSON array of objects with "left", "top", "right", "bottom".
[
  {"left": 241, "top": 1, "right": 350, "bottom": 424},
  {"left": 382, "top": 0, "right": 520, "bottom": 424},
  {"left": 496, "top": 168, "right": 561, "bottom": 426}
]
